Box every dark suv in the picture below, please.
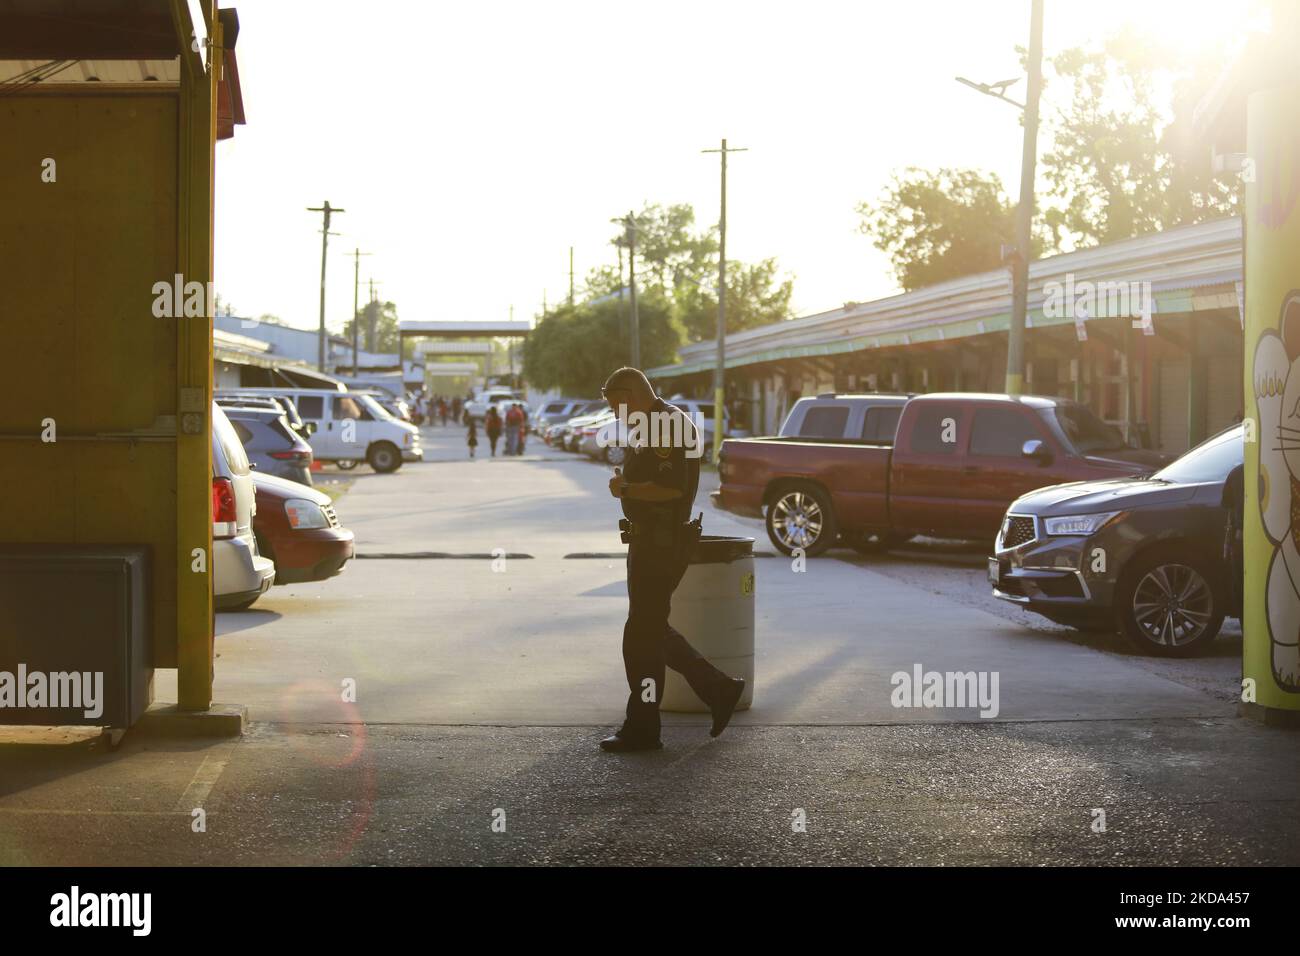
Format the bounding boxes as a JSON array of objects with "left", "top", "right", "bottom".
[
  {"left": 990, "top": 425, "right": 1243, "bottom": 655},
  {"left": 224, "top": 406, "right": 315, "bottom": 485}
]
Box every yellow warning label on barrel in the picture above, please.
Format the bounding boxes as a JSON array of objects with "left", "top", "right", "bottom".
[{"left": 741, "top": 572, "right": 755, "bottom": 596}]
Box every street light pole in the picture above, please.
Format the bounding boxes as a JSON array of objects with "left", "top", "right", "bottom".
[
  {"left": 1008, "top": 0, "right": 1044, "bottom": 395},
  {"left": 703, "top": 138, "right": 747, "bottom": 463},
  {"left": 307, "top": 200, "right": 344, "bottom": 372}
]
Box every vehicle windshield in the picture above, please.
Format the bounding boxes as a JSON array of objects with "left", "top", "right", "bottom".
[
  {"left": 1049, "top": 404, "right": 1128, "bottom": 454},
  {"left": 1151, "top": 426, "right": 1243, "bottom": 484},
  {"left": 357, "top": 394, "right": 395, "bottom": 420}
]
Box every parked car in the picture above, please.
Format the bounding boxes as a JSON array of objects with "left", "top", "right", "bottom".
[
  {"left": 777, "top": 393, "right": 910, "bottom": 442},
  {"left": 990, "top": 424, "right": 1243, "bottom": 655},
  {"left": 358, "top": 390, "right": 412, "bottom": 423},
  {"left": 233, "top": 387, "right": 422, "bottom": 473},
  {"left": 223, "top": 406, "right": 314, "bottom": 485},
  {"left": 216, "top": 391, "right": 312, "bottom": 439},
  {"left": 665, "top": 395, "right": 729, "bottom": 458},
  {"left": 579, "top": 409, "right": 624, "bottom": 464},
  {"left": 560, "top": 406, "right": 613, "bottom": 451},
  {"left": 535, "top": 398, "right": 595, "bottom": 434},
  {"left": 715, "top": 392, "right": 1170, "bottom": 556},
  {"left": 463, "top": 389, "right": 522, "bottom": 421},
  {"left": 252, "top": 472, "right": 356, "bottom": 585},
  {"left": 212, "top": 403, "right": 276, "bottom": 611}
]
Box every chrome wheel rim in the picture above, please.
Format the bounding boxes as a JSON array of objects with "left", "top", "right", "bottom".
[
  {"left": 1131, "top": 563, "right": 1214, "bottom": 646},
  {"left": 771, "top": 491, "right": 823, "bottom": 551}
]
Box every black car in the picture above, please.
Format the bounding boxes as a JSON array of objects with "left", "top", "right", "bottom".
[
  {"left": 990, "top": 425, "right": 1243, "bottom": 655},
  {"left": 224, "top": 406, "right": 315, "bottom": 485}
]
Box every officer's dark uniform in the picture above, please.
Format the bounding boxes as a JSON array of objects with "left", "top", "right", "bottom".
[{"left": 617, "top": 398, "right": 731, "bottom": 743}]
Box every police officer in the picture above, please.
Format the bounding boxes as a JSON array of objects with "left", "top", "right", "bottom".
[{"left": 599, "top": 367, "right": 745, "bottom": 753}]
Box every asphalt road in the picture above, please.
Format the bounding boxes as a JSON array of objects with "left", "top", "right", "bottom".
[{"left": 0, "top": 424, "right": 1294, "bottom": 866}]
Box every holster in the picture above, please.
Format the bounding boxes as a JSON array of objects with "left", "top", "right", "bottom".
[{"left": 672, "top": 512, "right": 704, "bottom": 563}]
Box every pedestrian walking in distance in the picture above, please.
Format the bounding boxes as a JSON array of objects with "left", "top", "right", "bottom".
[
  {"left": 504, "top": 403, "right": 522, "bottom": 455},
  {"left": 466, "top": 417, "right": 478, "bottom": 459},
  {"left": 599, "top": 366, "right": 745, "bottom": 752},
  {"left": 485, "top": 406, "right": 502, "bottom": 457}
]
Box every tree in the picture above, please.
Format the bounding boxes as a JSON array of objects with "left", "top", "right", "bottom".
[
  {"left": 675, "top": 257, "right": 794, "bottom": 342},
  {"left": 857, "top": 168, "right": 1023, "bottom": 291},
  {"left": 588, "top": 201, "right": 794, "bottom": 344},
  {"left": 523, "top": 291, "right": 684, "bottom": 396},
  {"left": 342, "top": 300, "right": 402, "bottom": 355},
  {"left": 1038, "top": 29, "right": 1237, "bottom": 248}
]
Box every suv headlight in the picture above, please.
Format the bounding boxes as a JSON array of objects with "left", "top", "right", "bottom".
[
  {"left": 285, "top": 498, "right": 330, "bottom": 530},
  {"left": 1043, "top": 511, "right": 1123, "bottom": 536}
]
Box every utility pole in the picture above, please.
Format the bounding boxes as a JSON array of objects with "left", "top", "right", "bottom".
[
  {"left": 954, "top": 1, "right": 1042, "bottom": 395},
  {"left": 703, "top": 138, "right": 747, "bottom": 463},
  {"left": 568, "top": 246, "right": 575, "bottom": 307},
  {"left": 626, "top": 212, "right": 639, "bottom": 368},
  {"left": 365, "top": 278, "right": 382, "bottom": 353},
  {"left": 616, "top": 243, "right": 626, "bottom": 356},
  {"left": 1008, "top": 0, "right": 1044, "bottom": 395},
  {"left": 349, "top": 247, "right": 371, "bottom": 376},
  {"left": 307, "top": 200, "right": 344, "bottom": 372}
]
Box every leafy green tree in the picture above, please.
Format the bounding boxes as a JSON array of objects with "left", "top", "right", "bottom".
[
  {"left": 675, "top": 257, "right": 794, "bottom": 342},
  {"left": 342, "top": 300, "right": 402, "bottom": 355},
  {"left": 589, "top": 201, "right": 793, "bottom": 344},
  {"left": 858, "top": 168, "right": 1023, "bottom": 291},
  {"left": 1039, "top": 31, "right": 1237, "bottom": 248},
  {"left": 859, "top": 31, "right": 1238, "bottom": 291},
  {"left": 523, "top": 291, "right": 684, "bottom": 396}
]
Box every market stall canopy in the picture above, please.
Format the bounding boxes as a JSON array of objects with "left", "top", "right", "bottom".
[{"left": 0, "top": 0, "right": 245, "bottom": 139}]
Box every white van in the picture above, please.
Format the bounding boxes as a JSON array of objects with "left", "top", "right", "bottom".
[{"left": 235, "top": 387, "right": 422, "bottom": 473}]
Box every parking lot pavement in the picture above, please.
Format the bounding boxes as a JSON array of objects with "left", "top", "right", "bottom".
[
  {"left": 149, "top": 426, "right": 1233, "bottom": 726},
  {"left": 3, "top": 719, "right": 1296, "bottom": 865},
  {"left": 6, "top": 426, "right": 1294, "bottom": 866}
]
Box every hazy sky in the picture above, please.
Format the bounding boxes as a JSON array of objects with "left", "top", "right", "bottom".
[{"left": 213, "top": 0, "right": 1259, "bottom": 333}]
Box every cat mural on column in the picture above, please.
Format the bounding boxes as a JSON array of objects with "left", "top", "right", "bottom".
[{"left": 1242, "top": 79, "right": 1300, "bottom": 715}]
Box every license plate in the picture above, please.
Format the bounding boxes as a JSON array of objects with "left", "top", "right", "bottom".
[{"left": 988, "top": 557, "right": 1002, "bottom": 586}]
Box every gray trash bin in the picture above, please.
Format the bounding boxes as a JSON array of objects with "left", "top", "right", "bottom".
[{"left": 661, "top": 535, "right": 755, "bottom": 713}]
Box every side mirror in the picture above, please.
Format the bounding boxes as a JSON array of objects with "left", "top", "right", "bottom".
[{"left": 1022, "top": 439, "right": 1053, "bottom": 465}]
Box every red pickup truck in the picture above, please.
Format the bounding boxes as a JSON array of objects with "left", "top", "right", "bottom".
[{"left": 714, "top": 392, "right": 1170, "bottom": 556}]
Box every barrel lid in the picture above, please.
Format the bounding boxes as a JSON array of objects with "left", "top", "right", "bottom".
[{"left": 690, "top": 535, "right": 755, "bottom": 564}]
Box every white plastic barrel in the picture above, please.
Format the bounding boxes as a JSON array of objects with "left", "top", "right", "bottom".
[{"left": 661, "top": 535, "right": 756, "bottom": 713}]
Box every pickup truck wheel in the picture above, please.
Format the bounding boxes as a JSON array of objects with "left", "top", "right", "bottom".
[
  {"left": 367, "top": 442, "right": 402, "bottom": 474},
  {"left": 1115, "top": 549, "right": 1224, "bottom": 656},
  {"left": 336, "top": 459, "right": 358, "bottom": 471},
  {"left": 766, "top": 486, "right": 837, "bottom": 556}
]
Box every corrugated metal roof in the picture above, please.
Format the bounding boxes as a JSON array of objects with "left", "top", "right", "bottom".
[
  {"left": 651, "top": 217, "right": 1242, "bottom": 378},
  {"left": 0, "top": 58, "right": 180, "bottom": 84}
]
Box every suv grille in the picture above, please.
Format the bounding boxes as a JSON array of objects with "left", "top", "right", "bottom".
[{"left": 1001, "top": 515, "right": 1035, "bottom": 549}]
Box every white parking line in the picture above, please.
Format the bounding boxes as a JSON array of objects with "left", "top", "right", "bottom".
[{"left": 174, "top": 746, "right": 236, "bottom": 812}]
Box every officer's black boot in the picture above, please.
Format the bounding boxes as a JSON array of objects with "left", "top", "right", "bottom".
[
  {"left": 709, "top": 678, "right": 746, "bottom": 737},
  {"left": 599, "top": 732, "right": 663, "bottom": 753}
]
